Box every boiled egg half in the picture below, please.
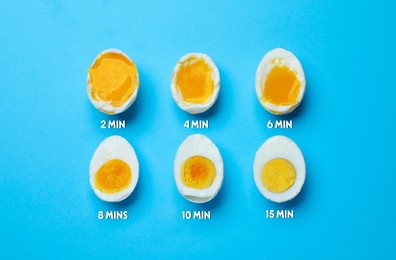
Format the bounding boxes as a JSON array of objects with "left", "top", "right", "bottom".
[
  {"left": 171, "top": 53, "right": 220, "bottom": 114},
  {"left": 87, "top": 49, "right": 139, "bottom": 115},
  {"left": 255, "top": 48, "right": 306, "bottom": 115},
  {"left": 174, "top": 134, "right": 223, "bottom": 203},
  {"left": 254, "top": 135, "right": 305, "bottom": 203},
  {"left": 90, "top": 135, "right": 139, "bottom": 202}
]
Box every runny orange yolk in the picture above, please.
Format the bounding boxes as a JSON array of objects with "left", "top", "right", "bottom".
[
  {"left": 176, "top": 57, "right": 214, "bottom": 104},
  {"left": 263, "top": 64, "right": 301, "bottom": 106},
  {"left": 181, "top": 155, "right": 216, "bottom": 189},
  {"left": 261, "top": 158, "right": 296, "bottom": 193},
  {"left": 94, "top": 159, "right": 132, "bottom": 194},
  {"left": 88, "top": 52, "right": 138, "bottom": 107}
]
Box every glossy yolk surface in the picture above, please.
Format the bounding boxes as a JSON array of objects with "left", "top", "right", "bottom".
[
  {"left": 94, "top": 159, "right": 132, "bottom": 194},
  {"left": 88, "top": 52, "right": 138, "bottom": 107},
  {"left": 261, "top": 158, "right": 296, "bottom": 193},
  {"left": 181, "top": 155, "right": 216, "bottom": 189},
  {"left": 263, "top": 65, "right": 301, "bottom": 106},
  {"left": 176, "top": 57, "right": 214, "bottom": 104}
]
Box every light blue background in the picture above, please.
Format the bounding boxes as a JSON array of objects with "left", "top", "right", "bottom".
[{"left": 1, "top": 0, "right": 395, "bottom": 259}]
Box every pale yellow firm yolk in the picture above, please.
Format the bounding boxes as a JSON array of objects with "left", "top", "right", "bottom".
[
  {"left": 261, "top": 158, "right": 296, "bottom": 193},
  {"left": 94, "top": 159, "right": 132, "bottom": 194},
  {"left": 89, "top": 52, "right": 138, "bottom": 107},
  {"left": 176, "top": 57, "right": 214, "bottom": 104},
  {"left": 181, "top": 155, "right": 216, "bottom": 189},
  {"left": 263, "top": 65, "right": 301, "bottom": 106}
]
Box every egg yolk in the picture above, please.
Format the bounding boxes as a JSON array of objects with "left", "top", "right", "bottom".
[
  {"left": 94, "top": 159, "right": 132, "bottom": 194},
  {"left": 88, "top": 52, "right": 138, "bottom": 107},
  {"left": 261, "top": 158, "right": 296, "bottom": 193},
  {"left": 263, "top": 64, "right": 301, "bottom": 106},
  {"left": 181, "top": 155, "right": 216, "bottom": 189},
  {"left": 176, "top": 57, "right": 214, "bottom": 104}
]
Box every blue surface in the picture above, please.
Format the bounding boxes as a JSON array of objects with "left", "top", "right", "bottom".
[{"left": 1, "top": 0, "right": 396, "bottom": 259}]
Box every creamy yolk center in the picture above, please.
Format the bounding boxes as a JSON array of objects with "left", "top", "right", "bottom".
[
  {"left": 88, "top": 52, "right": 137, "bottom": 107},
  {"left": 181, "top": 155, "right": 216, "bottom": 189},
  {"left": 264, "top": 65, "right": 301, "bottom": 106},
  {"left": 94, "top": 159, "right": 132, "bottom": 194},
  {"left": 176, "top": 57, "right": 214, "bottom": 104},
  {"left": 261, "top": 158, "right": 296, "bottom": 193}
]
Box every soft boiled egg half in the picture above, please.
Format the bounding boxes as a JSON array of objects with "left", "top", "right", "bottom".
[
  {"left": 255, "top": 48, "right": 306, "bottom": 115},
  {"left": 87, "top": 49, "right": 139, "bottom": 115},
  {"left": 254, "top": 135, "right": 305, "bottom": 203},
  {"left": 90, "top": 136, "right": 139, "bottom": 202},
  {"left": 174, "top": 134, "right": 223, "bottom": 203},
  {"left": 171, "top": 53, "right": 220, "bottom": 114}
]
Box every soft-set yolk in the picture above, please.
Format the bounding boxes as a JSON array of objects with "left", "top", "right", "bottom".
[
  {"left": 181, "top": 155, "right": 216, "bottom": 189},
  {"left": 94, "top": 159, "right": 132, "bottom": 194},
  {"left": 88, "top": 52, "right": 138, "bottom": 107},
  {"left": 263, "top": 64, "right": 301, "bottom": 106},
  {"left": 176, "top": 57, "right": 214, "bottom": 104},
  {"left": 261, "top": 158, "right": 296, "bottom": 193}
]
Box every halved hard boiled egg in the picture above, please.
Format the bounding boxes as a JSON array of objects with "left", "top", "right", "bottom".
[
  {"left": 87, "top": 49, "right": 139, "bottom": 115},
  {"left": 254, "top": 135, "right": 305, "bottom": 203},
  {"left": 174, "top": 134, "right": 223, "bottom": 203},
  {"left": 90, "top": 135, "right": 139, "bottom": 202},
  {"left": 171, "top": 53, "right": 220, "bottom": 114},
  {"left": 255, "top": 48, "right": 306, "bottom": 115}
]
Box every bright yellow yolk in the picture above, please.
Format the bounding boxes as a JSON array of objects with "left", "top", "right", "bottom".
[
  {"left": 94, "top": 159, "right": 132, "bottom": 194},
  {"left": 88, "top": 52, "right": 138, "bottom": 107},
  {"left": 181, "top": 155, "right": 216, "bottom": 189},
  {"left": 176, "top": 57, "right": 214, "bottom": 104},
  {"left": 263, "top": 65, "right": 301, "bottom": 106},
  {"left": 261, "top": 158, "right": 296, "bottom": 193}
]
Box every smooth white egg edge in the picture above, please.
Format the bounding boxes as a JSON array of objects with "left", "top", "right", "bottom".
[
  {"left": 253, "top": 135, "right": 306, "bottom": 203},
  {"left": 170, "top": 53, "right": 220, "bottom": 114},
  {"left": 89, "top": 135, "right": 139, "bottom": 202},
  {"left": 87, "top": 48, "right": 139, "bottom": 115},
  {"left": 174, "top": 134, "right": 224, "bottom": 203},
  {"left": 255, "top": 48, "right": 306, "bottom": 114}
]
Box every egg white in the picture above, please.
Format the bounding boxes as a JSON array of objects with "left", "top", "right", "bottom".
[
  {"left": 90, "top": 135, "right": 139, "bottom": 202},
  {"left": 171, "top": 53, "right": 220, "bottom": 114},
  {"left": 255, "top": 48, "right": 306, "bottom": 115},
  {"left": 87, "top": 48, "right": 139, "bottom": 115},
  {"left": 253, "top": 135, "right": 305, "bottom": 203},
  {"left": 174, "top": 134, "right": 223, "bottom": 203}
]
